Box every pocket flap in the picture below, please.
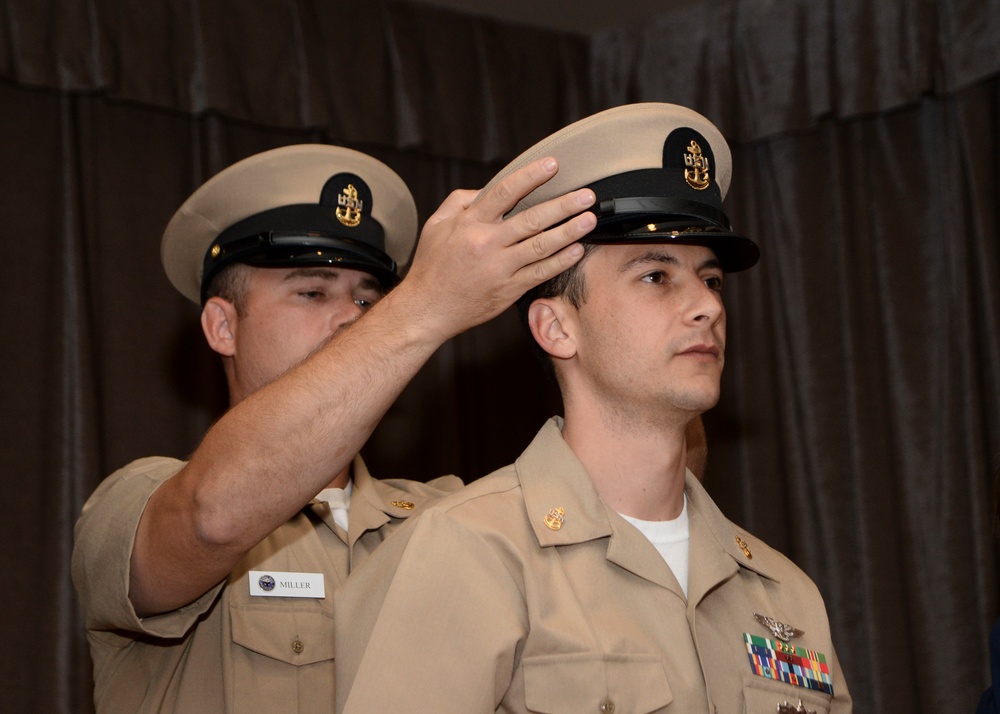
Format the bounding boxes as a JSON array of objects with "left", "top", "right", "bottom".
[
  {"left": 524, "top": 652, "right": 673, "bottom": 713},
  {"left": 231, "top": 606, "right": 335, "bottom": 666}
]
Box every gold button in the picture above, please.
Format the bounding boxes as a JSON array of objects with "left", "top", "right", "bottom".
[
  {"left": 292, "top": 639, "right": 304, "bottom": 654},
  {"left": 599, "top": 698, "right": 615, "bottom": 713}
]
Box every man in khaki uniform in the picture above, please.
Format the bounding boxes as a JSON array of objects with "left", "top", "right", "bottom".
[
  {"left": 71, "top": 144, "right": 597, "bottom": 712},
  {"left": 336, "top": 104, "right": 853, "bottom": 713}
]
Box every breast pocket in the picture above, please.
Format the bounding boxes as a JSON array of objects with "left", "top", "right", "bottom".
[
  {"left": 523, "top": 652, "right": 673, "bottom": 714},
  {"left": 230, "top": 606, "right": 336, "bottom": 713}
]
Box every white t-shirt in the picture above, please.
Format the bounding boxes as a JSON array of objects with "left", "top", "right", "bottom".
[
  {"left": 619, "top": 495, "right": 690, "bottom": 598},
  {"left": 316, "top": 480, "right": 353, "bottom": 532}
]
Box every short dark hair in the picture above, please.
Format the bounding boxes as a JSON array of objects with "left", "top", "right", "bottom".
[
  {"left": 516, "top": 243, "right": 602, "bottom": 371},
  {"left": 204, "top": 262, "right": 252, "bottom": 316}
]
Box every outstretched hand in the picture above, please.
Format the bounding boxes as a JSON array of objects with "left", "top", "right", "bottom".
[{"left": 398, "top": 157, "right": 596, "bottom": 341}]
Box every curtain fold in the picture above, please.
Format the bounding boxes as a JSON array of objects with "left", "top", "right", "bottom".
[
  {"left": 0, "top": 0, "right": 589, "bottom": 161},
  {"left": 590, "top": 0, "right": 1000, "bottom": 142}
]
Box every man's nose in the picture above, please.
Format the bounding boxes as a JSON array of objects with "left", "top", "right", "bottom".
[
  {"left": 332, "top": 300, "right": 365, "bottom": 333},
  {"left": 687, "top": 284, "right": 724, "bottom": 324}
]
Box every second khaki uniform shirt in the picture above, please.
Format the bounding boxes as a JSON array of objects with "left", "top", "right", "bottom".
[
  {"left": 336, "top": 418, "right": 852, "bottom": 713},
  {"left": 72, "top": 454, "right": 461, "bottom": 713}
]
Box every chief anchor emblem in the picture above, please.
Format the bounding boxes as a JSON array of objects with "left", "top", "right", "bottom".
[
  {"left": 336, "top": 184, "right": 363, "bottom": 227},
  {"left": 684, "top": 140, "right": 711, "bottom": 190},
  {"left": 543, "top": 507, "right": 566, "bottom": 531}
]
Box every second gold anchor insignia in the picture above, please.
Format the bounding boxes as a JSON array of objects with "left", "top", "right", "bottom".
[
  {"left": 390, "top": 500, "right": 415, "bottom": 510},
  {"left": 683, "top": 139, "right": 711, "bottom": 190},
  {"left": 336, "top": 183, "right": 363, "bottom": 227},
  {"left": 543, "top": 507, "right": 566, "bottom": 531}
]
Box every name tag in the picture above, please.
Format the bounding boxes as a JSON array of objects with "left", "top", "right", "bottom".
[{"left": 249, "top": 570, "right": 326, "bottom": 599}]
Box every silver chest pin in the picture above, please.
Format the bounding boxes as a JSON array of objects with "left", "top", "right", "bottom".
[{"left": 754, "top": 612, "right": 805, "bottom": 642}]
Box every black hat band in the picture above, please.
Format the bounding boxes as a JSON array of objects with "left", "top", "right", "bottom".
[
  {"left": 201, "top": 203, "right": 396, "bottom": 302},
  {"left": 577, "top": 167, "right": 759, "bottom": 272},
  {"left": 592, "top": 196, "right": 734, "bottom": 233}
]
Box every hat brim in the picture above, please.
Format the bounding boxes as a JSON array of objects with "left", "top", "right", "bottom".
[{"left": 582, "top": 226, "right": 760, "bottom": 273}]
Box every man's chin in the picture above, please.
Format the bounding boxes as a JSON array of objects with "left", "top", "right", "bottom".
[{"left": 675, "top": 387, "right": 721, "bottom": 414}]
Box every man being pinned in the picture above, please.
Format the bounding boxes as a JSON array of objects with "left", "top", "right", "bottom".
[
  {"left": 335, "top": 104, "right": 852, "bottom": 713},
  {"left": 71, "top": 144, "right": 595, "bottom": 712}
]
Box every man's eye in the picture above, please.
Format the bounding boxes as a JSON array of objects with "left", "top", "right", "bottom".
[
  {"left": 354, "top": 293, "right": 383, "bottom": 310},
  {"left": 641, "top": 271, "right": 665, "bottom": 284},
  {"left": 704, "top": 275, "right": 724, "bottom": 291},
  {"left": 300, "top": 290, "right": 324, "bottom": 299}
]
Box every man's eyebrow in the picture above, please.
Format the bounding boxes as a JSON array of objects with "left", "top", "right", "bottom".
[
  {"left": 698, "top": 256, "right": 723, "bottom": 272},
  {"left": 283, "top": 267, "right": 339, "bottom": 281},
  {"left": 618, "top": 251, "right": 679, "bottom": 274},
  {"left": 283, "top": 267, "right": 383, "bottom": 291},
  {"left": 618, "top": 249, "right": 723, "bottom": 274}
]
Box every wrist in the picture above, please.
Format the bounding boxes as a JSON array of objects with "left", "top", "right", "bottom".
[{"left": 378, "top": 273, "right": 462, "bottom": 345}]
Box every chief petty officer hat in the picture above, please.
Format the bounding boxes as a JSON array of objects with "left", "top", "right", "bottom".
[
  {"left": 161, "top": 144, "right": 418, "bottom": 304},
  {"left": 479, "top": 102, "right": 759, "bottom": 271}
]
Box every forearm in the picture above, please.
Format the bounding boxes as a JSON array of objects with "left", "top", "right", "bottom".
[{"left": 131, "top": 285, "right": 444, "bottom": 615}]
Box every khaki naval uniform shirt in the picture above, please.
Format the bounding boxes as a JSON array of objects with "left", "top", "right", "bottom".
[
  {"left": 72, "top": 455, "right": 461, "bottom": 713},
  {"left": 336, "top": 419, "right": 852, "bottom": 713}
]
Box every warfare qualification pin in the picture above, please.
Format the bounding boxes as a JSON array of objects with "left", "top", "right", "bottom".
[
  {"left": 754, "top": 612, "right": 804, "bottom": 642},
  {"left": 777, "top": 699, "right": 816, "bottom": 714}
]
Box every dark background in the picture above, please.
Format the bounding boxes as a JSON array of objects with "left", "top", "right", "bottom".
[{"left": 2, "top": 1, "right": 999, "bottom": 711}]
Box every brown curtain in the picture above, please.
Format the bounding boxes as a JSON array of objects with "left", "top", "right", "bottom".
[{"left": 1, "top": 1, "right": 997, "bottom": 712}]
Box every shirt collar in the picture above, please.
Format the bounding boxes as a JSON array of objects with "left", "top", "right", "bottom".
[{"left": 518, "top": 417, "right": 782, "bottom": 585}]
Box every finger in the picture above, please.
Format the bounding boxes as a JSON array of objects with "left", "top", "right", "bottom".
[
  {"left": 510, "top": 211, "right": 595, "bottom": 288},
  {"left": 522, "top": 209, "right": 596, "bottom": 262},
  {"left": 471, "top": 157, "right": 559, "bottom": 220},
  {"left": 506, "top": 187, "right": 596, "bottom": 245}
]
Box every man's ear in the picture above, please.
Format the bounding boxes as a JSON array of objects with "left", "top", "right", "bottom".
[
  {"left": 527, "top": 298, "right": 577, "bottom": 360},
  {"left": 201, "top": 297, "right": 238, "bottom": 357}
]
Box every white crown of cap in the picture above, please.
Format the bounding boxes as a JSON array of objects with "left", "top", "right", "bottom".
[
  {"left": 161, "top": 144, "right": 418, "bottom": 303},
  {"left": 476, "top": 103, "right": 732, "bottom": 214}
]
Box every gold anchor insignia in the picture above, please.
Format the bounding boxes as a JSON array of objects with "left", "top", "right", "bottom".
[
  {"left": 683, "top": 140, "right": 711, "bottom": 191},
  {"left": 336, "top": 184, "right": 363, "bottom": 227},
  {"left": 735, "top": 534, "right": 753, "bottom": 559},
  {"left": 543, "top": 507, "right": 566, "bottom": 531},
  {"left": 777, "top": 700, "right": 816, "bottom": 714},
  {"left": 390, "top": 500, "right": 415, "bottom": 510},
  {"left": 754, "top": 613, "right": 805, "bottom": 643}
]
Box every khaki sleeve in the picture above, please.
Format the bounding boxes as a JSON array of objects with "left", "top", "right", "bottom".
[
  {"left": 336, "top": 508, "right": 528, "bottom": 714},
  {"left": 71, "top": 457, "right": 223, "bottom": 638}
]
